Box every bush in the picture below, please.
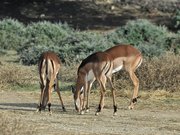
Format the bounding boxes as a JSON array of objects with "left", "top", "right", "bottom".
[
  {"left": 0, "top": 49, "right": 7, "bottom": 56},
  {"left": 19, "top": 22, "right": 113, "bottom": 65},
  {"left": 174, "top": 10, "right": 180, "bottom": 29},
  {"left": 0, "top": 18, "right": 26, "bottom": 50},
  {"left": 106, "top": 19, "right": 176, "bottom": 57},
  {"left": 18, "top": 21, "right": 74, "bottom": 65},
  {"left": 166, "top": 32, "right": 180, "bottom": 54},
  {"left": 57, "top": 31, "right": 113, "bottom": 64},
  {"left": 21, "top": 21, "right": 72, "bottom": 49},
  {"left": 0, "top": 19, "right": 179, "bottom": 66}
]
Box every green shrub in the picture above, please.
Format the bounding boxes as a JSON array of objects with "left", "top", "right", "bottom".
[
  {"left": 18, "top": 21, "right": 74, "bottom": 65},
  {"left": 106, "top": 19, "right": 173, "bottom": 57},
  {"left": 174, "top": 10, "right": 180, "bottom": 29},
  {"left": 19, "top": 45, "right": 62, "bottom": 65},
  {"left": 0, "top": 18, "right": 26, "bottom": 50},
  {"left": 0, "top": 49, "right": 7, "bottom": 56},
  {"left": 23, "top": 21, "right": 72, "bottom": 47},
  {"left": 16, "top": 19, "right": 180, "bottom": 65},
  {"left": 0, "top": 19, "right": 179, "bottom": 66},
  {"left": 19, "top": 22, "right": 113, "bottom": 65},
  {"left": 57, "top": 31, "right": 113, "bottom": 64},
  {"left": 165, "top": 32, "right": 180, "bottom": 54}
]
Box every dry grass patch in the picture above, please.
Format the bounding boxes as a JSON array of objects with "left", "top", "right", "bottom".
[
  {"left": 0, "top": 62, "right": 38, "bottom": 91},
  {"left": 0, "top": 50, "right": 38, "bottom": 91},
  {"left": 0, "top": 112, "right": 37, "bottom": 135},
  {"left": 114, "top": 52, "right": 180, "bottom": 92},
  {"left": 150, "top": 90, "right": 173, "bottom": 99}
]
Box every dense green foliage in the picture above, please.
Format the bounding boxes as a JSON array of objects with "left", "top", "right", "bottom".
[
  {"left": 56, "top": 31, "right": 113, "bottom": 64},
  {"left": 0, "top": 19, "right": 26, "bottom": 50},
  {"left": 174, "top": 10, "right": 180, "bottom": 29},
  {"left": 18, "top": 22, "right": 113, "bottom": 65},
  {"left": 0, "top": 18, "right": 180, "bottom": 91},
  {"left": 106, "top": 19, "right": 179, "bottom": 57},
  {"left": 18, "top": 21, "right": 74, "bottom": 65},
  {"left": 0, "top": 18, "right": 179, "bottom": 65}
]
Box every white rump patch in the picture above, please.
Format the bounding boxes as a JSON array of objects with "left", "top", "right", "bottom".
[{"left": 112, "top": 65, "right": 123, "bottom": 73}]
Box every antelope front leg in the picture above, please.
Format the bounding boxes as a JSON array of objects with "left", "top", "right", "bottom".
[
  {"left": 85, "top": 81, "right": 94, "bottom": 113},
  {"left": 80, "top": 83, "right": 88, "bottom": 115}
]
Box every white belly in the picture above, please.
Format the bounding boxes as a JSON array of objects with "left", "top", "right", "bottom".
[
  {"left": 112, "top": 65, "right": 123, "bottom": 73},
  {"left": 86, "top": 70, "right": 94, "bottom": 81}
]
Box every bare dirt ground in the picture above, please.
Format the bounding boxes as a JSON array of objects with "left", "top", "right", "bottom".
[{"left": 0, "top": 90, "right": 180, "bottom": 135}]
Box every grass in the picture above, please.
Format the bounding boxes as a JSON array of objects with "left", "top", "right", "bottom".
[
  {"left": 0, "top": 111, "right": 37, "bottom": 135},
  {"left": 0, "top": 50, "right": 180, "bottom": 95},
  {"left": 0, "top": 50, "right": 179, "bottom": 135},
  {"left": 0, "top": 50, "right": 74, "bottom": 92}
]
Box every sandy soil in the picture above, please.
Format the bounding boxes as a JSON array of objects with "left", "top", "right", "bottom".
[{"left": 0, "top": 91, "right": 180, "bottom": 135}]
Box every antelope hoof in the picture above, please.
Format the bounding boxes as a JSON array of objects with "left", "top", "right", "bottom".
[
  {"left": 95, "top": 112, "right": 99, "bottom": 116},
  {"left": 49, "top": 111, "right": 52, "bottom": 115},
  {"left": 37, "top": 107, "right": 42, "bottom": 113},
  {"left": 62, "top": 107, "right": 66, "bottom": 112},
  {"left": 128, "top": 104, "right": 134, "bottom": 110},
  {"left": 113, "top": 112, "right": 117, "bottom": 116},
  {"left": 80, "top": 110, "right": 85, "bottom": 115},
  {"left": 36, "top": 108, "right": 39, "bottom": 112},
  {"left": 36, "top": 110, "right": 39, "bottom": 113},
  {"left": 85, "top": 109, "right": 89, "bottom": 113}
]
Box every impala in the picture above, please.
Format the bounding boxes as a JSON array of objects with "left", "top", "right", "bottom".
[
  {"left": 73, "top": 44, "right": 142, "bottom": 115},
  {"left": 72, "top": 51, "right": 114, "bottom": 115},
  {"left": 37, "top": 51, "right": 66, "bottom": 113}
]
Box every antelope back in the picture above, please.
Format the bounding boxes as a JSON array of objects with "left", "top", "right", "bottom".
[{"left": 105, "top": 44, "right": 142, "bottom": 70}]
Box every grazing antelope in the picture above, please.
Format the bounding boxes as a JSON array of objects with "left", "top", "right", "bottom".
[
  {"left": 37, "top": 51, "right": 66, "bottom": 113},
  {"left": 72, "top": 44, "right": 142, "bottom": 115},
  {"left": 72, "top": 51, "right": 114, "bottom": 115}
]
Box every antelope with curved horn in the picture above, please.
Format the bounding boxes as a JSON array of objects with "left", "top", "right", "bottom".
[
  {"left": 37, "top": 51, "right": 66, "bottom": 113},
  {"left": 72, "top": 44, "right": 142, "bottom": 115}
]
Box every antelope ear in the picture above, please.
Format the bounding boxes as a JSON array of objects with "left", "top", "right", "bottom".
[{"left": 71, "top": 85, "right": 75, "bottom": 93}]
